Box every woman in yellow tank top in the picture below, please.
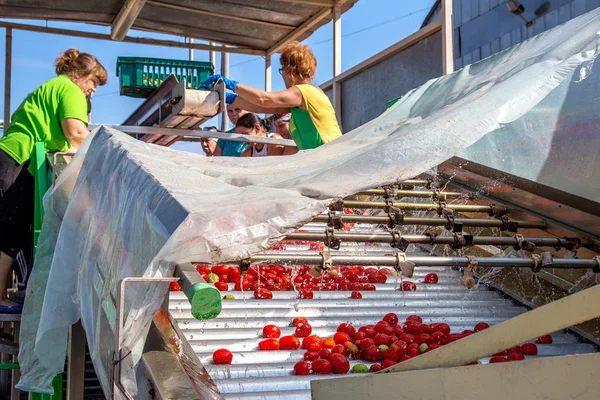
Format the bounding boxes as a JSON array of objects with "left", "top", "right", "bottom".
[{"left": 200, "top": 42, "right": 342, "bottom": 150}]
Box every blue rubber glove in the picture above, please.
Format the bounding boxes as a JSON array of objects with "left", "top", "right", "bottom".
[
  {"left": 225, "top": 92, "right": 238, "bottom": 105},
  {"left": 200, "top": 74, "right": 238, "bottom": 91}
]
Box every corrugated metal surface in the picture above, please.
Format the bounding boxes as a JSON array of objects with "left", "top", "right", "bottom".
[{"left": 168, "top": 228, "right": 597, "bottom": 399}]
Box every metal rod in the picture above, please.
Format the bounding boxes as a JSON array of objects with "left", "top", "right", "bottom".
[
  {"left": 441, "top": 0, "right": 454, "bottom": 74},
  {"left": 220, "top": 48, "right": 229, "bottom": 132},
  {"left": 342, "top": 200, "right": 505, "bottom": 214},
  {"left": 283, "top": 232, "right": 590, "bottom": 248},
  {"left": 248, "top": 254, "right": 599, "bottom": 269},
  {"left": 354, "top": 189, "right": 464, "bottom": 198},
  {"left": 90, "top": 125, "right": 297, "bottom": 147},
  {"left": 4, "top": 28, "right": 12, "bottom": 130},
  {"left": 397, "top": 179, "right": 429, "bottom": 186},
  {"left": 209, "top": 42, "right": 216, "bottom": 69},
  {"left": 312, "top": 214, "right": 546, "bottom": 229}
]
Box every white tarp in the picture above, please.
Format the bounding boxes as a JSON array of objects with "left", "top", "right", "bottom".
[{"left": 16, "top": 8, "right": 600, "bottom": 397}]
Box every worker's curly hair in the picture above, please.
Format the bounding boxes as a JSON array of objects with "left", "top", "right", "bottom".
[
  {"left": 55, "top": 48, "right": 108, "bottom": 85},
  {"left": 279, "top": 41, "right": 317, "bottom": 82}
]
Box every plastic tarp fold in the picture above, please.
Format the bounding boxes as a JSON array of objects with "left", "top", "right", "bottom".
[{"left": 17, "top": 8, "right": 600, "bottom": 397}]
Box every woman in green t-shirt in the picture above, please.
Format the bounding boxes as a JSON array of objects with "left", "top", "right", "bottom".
[{"left": 0, "top": 48, "right": 107, "bottom": 312}]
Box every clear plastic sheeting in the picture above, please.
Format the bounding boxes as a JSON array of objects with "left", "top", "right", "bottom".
[{"left": 17, "top": 8, "right": 600, "bottom": 397}]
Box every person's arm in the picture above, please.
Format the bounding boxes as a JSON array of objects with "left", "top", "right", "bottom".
[
  {"left": 241, "top": 147, "right": 251, "bottom": 157},
  {"left": 267, "top": 134, "right": 286, "bottom": 156},
  {"left": 60, "top": 118, "right": 89, "bottom": 151},
  {"left": 235, "top": 84, "right": 304, "bottom": 110},
  {"left": 231, "top": 96, "right": 292, "bottom": 115}
]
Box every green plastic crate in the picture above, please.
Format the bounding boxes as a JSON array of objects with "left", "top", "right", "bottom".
[{"left": 116, "top": 56, "right": 215, "bottom": 98}]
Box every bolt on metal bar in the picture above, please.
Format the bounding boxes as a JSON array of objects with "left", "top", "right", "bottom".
[
  {"left": 312, "top": 214, "right": 546, "bottom": 229},
  {"left": 247, "top": 254, "right": 598, "bottom": 269},
  {"left": 354, "top": 189, "right": 464, "bottom": 199},
  {"left": 342, "top": 200, "right": 506, "bottom": 214},
  {"left": 283, "top": 232, "right": 590, "bottom": 248}
]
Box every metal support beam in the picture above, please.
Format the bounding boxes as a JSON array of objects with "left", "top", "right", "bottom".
[
  {"left": 146, "top": 0, "right": 296, "bottom": 30},
  {"left": 265, "top": 55, "right": 272, "bottom": 92},
  {"left": 220, "top": 48, "right": 230, "bottom": 132},
  {"left": 332, "top": 5, "right": 342, "bottom": 123},
  {"left": 283, "top": 232, "right": 590, "bottom": 248},
  {"left": 188, "top": 37, "right": 194, "bottom": 61},
  {"left": 248, "top": 254, "right": 599, "bottom": 269},
  {"left": 342, "top": 200, "right": 506, "bottom": 214},
  {"left": 111, "top": 0, "right": 147, "bottom": 41},
  {"left": 209, "top": 42, "right": 216, "bottom": 70},
  {"left": 0, "top": 21, "right": 265, "bottom": 56},
  {"left": 355, "top": 188, "right": 464, "bottom": 199},
  {"left": 4, "top": 28, "right": 12, "bottom": 130},
  {"left": 311, "top": 214, "right": 546, "bottom": 229},
  {"left": 441, "top": 0, "right": 454, "bottom": 74}
]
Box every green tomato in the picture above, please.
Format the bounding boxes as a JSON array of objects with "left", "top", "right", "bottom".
[
  {"left": 329, "top": 269, "right": 339, "bottom": 275},
  {"left": 351, "top": 364, "right": 369, "bottom": 373},
  {"left": 207, "top": 273, "right": 219, "bottom": 283},
  {"left": 223, "top": 294, "right": 235, "bottom": 300},
  {"left": 419, "top": 343, "right": 428, "bottom": 354},
  {"left": 378, "top": 345, "right": 389, "bottom": 352}
]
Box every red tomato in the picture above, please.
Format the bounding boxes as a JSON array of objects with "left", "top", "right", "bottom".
[
  {"left": 294, "top": 360, "right": 311, "bottom": 375},
  {"left": 489, "top": 356, "right": 508, "bottom": 363},
  {"left": 381, "top": 359, "right": 397, "bottom": 369},
  {"left": 431, "top": 323, "right": 451, "bottom": 336},
  {"left": 508, "top": 352, "right": 525, "bottom": 361},
  {"left": 401, "top": 281, "right": 417, "bottom": 291},
  {"left": 520, "top": 343, "right": 538, "bottom": 355},
  {"left": 362, "top": 283, "right": 377, "bottom": 291},
  {"left": 233, "top": 278, "right": 251, "bottom": 291},
  {"left": 537, "top": 335, "right": 552, "bottom": 344},
  {"left": 309, "top": 242, "right": 325, "bottom": 251},
  {"left": 292, "top": 317, "right": 309, "bottom": 327},
  {"left": 258, "top": 339, "right": 280, "bottom": 351},
  {"left": 262, "top": 325, "right": 281, "bottom": 339},
  {"left": 350, "top": 291, "right": 362, "bottom": 299},
  {"left": 373, "top": 334, "right": 393, "bottom": 347},
  {"left": 462, "top": 329, "right": 474, "bottom": 336},
  {"left": 362, "top": 345, "right": 381, "bottom": 362},
  {"left": 227, "top": 267, "right": 241, "bottom": 282},
  {"left": 328, "top": 353, "right": 350, "bottom": 374},
  {"left": 337, "top": 323, "right": 357, "bottom": 336},
  {"left": 312, "top": 359, "right": 332, "bottom": 374},
  {"left": 214, "top": 281, "right": 228, "bottom": 292},
  {"left": 374, "top": 321, "right": 394, "bottom": 336},
  {"left": 169, "top": 282, "right": 181, "bottom": 291},
  {"left": 298, "top": 289, "right": 314, "bottom": 299},
  {"left": 322, "top": 338, "right": 336, "bottom": 349},
  {"left": 392, "top": 324, "right": 405, "bottom": 336},
  {"left": 421, "top": 324, "right": 435, "bottom": 335},
  {"left": 254, "top": 288, "right": 273, "bottom": 299},
  {"left": 319, "top": 349, "right": 331, "bottom": 359},
  {"left": 368, "top": 272, "right": 387, "bottom": 284},
  {"left": 427, "top": 343, "right": 441, "bottom": 352},
  {"left": 333, "top": 332, "right": 352, "bottom": 345},
  {"left": 423, "top": 273, "right": 439, "bottom": 284},
  {"left": 415, "top": 333, "right": 431, "bottom": 344},
  {"left": 302, "top": 335, "right": 322, "bottom": 350},
  {"left": 447, "top": 333, "right": 464, "bottom": 343},
  {"left": 212, "top": 265, "right": 228, "bottom": 275},
  {"left": 405, "top": 315, "right": 423, "bottom": 324},
  {"left": 295, "top": 324, "right": 312, "bottom": 338},
  {"left": 279, "top": 336, "right": 301, "bottom": 350},
  {"left": 218, "top": 274, "right": 228, "bottom": 283},
  {"left": 357, "top": 338, "right": 375, "bottom": 350},
  {"left": 382, "top": 313, "right": 399, "bottom": 326},
  {"left": 431, "top": 332, "right": 448, "bottom": 345},
  {"left": 404, "top": 320, "right": 423, "bottom": 334},
  {"left": 304, "top": 351, "right": 320, "bottom": 361},
  {"left": 474, "top": 322, "right": 490, "bottom": 332},
  {"left": 359, "top": 326, "right": 376, "bottom": 339},
  {"left": 196, "top": 265, "right": 211, "bottom": 275},
  {"left": 331, "top": 344, "right": 347, "bottom": 356},
  {"left": 369, "top": 364, "right": 382, "bottom": 372},
  {"left": 212, "top": 349, "right": 233, "bottom": 365},
  {"left": 399, "top": 333, "right": 415, "bottom": 344},
  {"left": 352, "top": 331, "right": 367, "bottom": 342}
]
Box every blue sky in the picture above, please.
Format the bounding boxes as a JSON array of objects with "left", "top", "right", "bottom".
[{"left": 0, "top": 0, "right": 436, "bottom": 149}]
